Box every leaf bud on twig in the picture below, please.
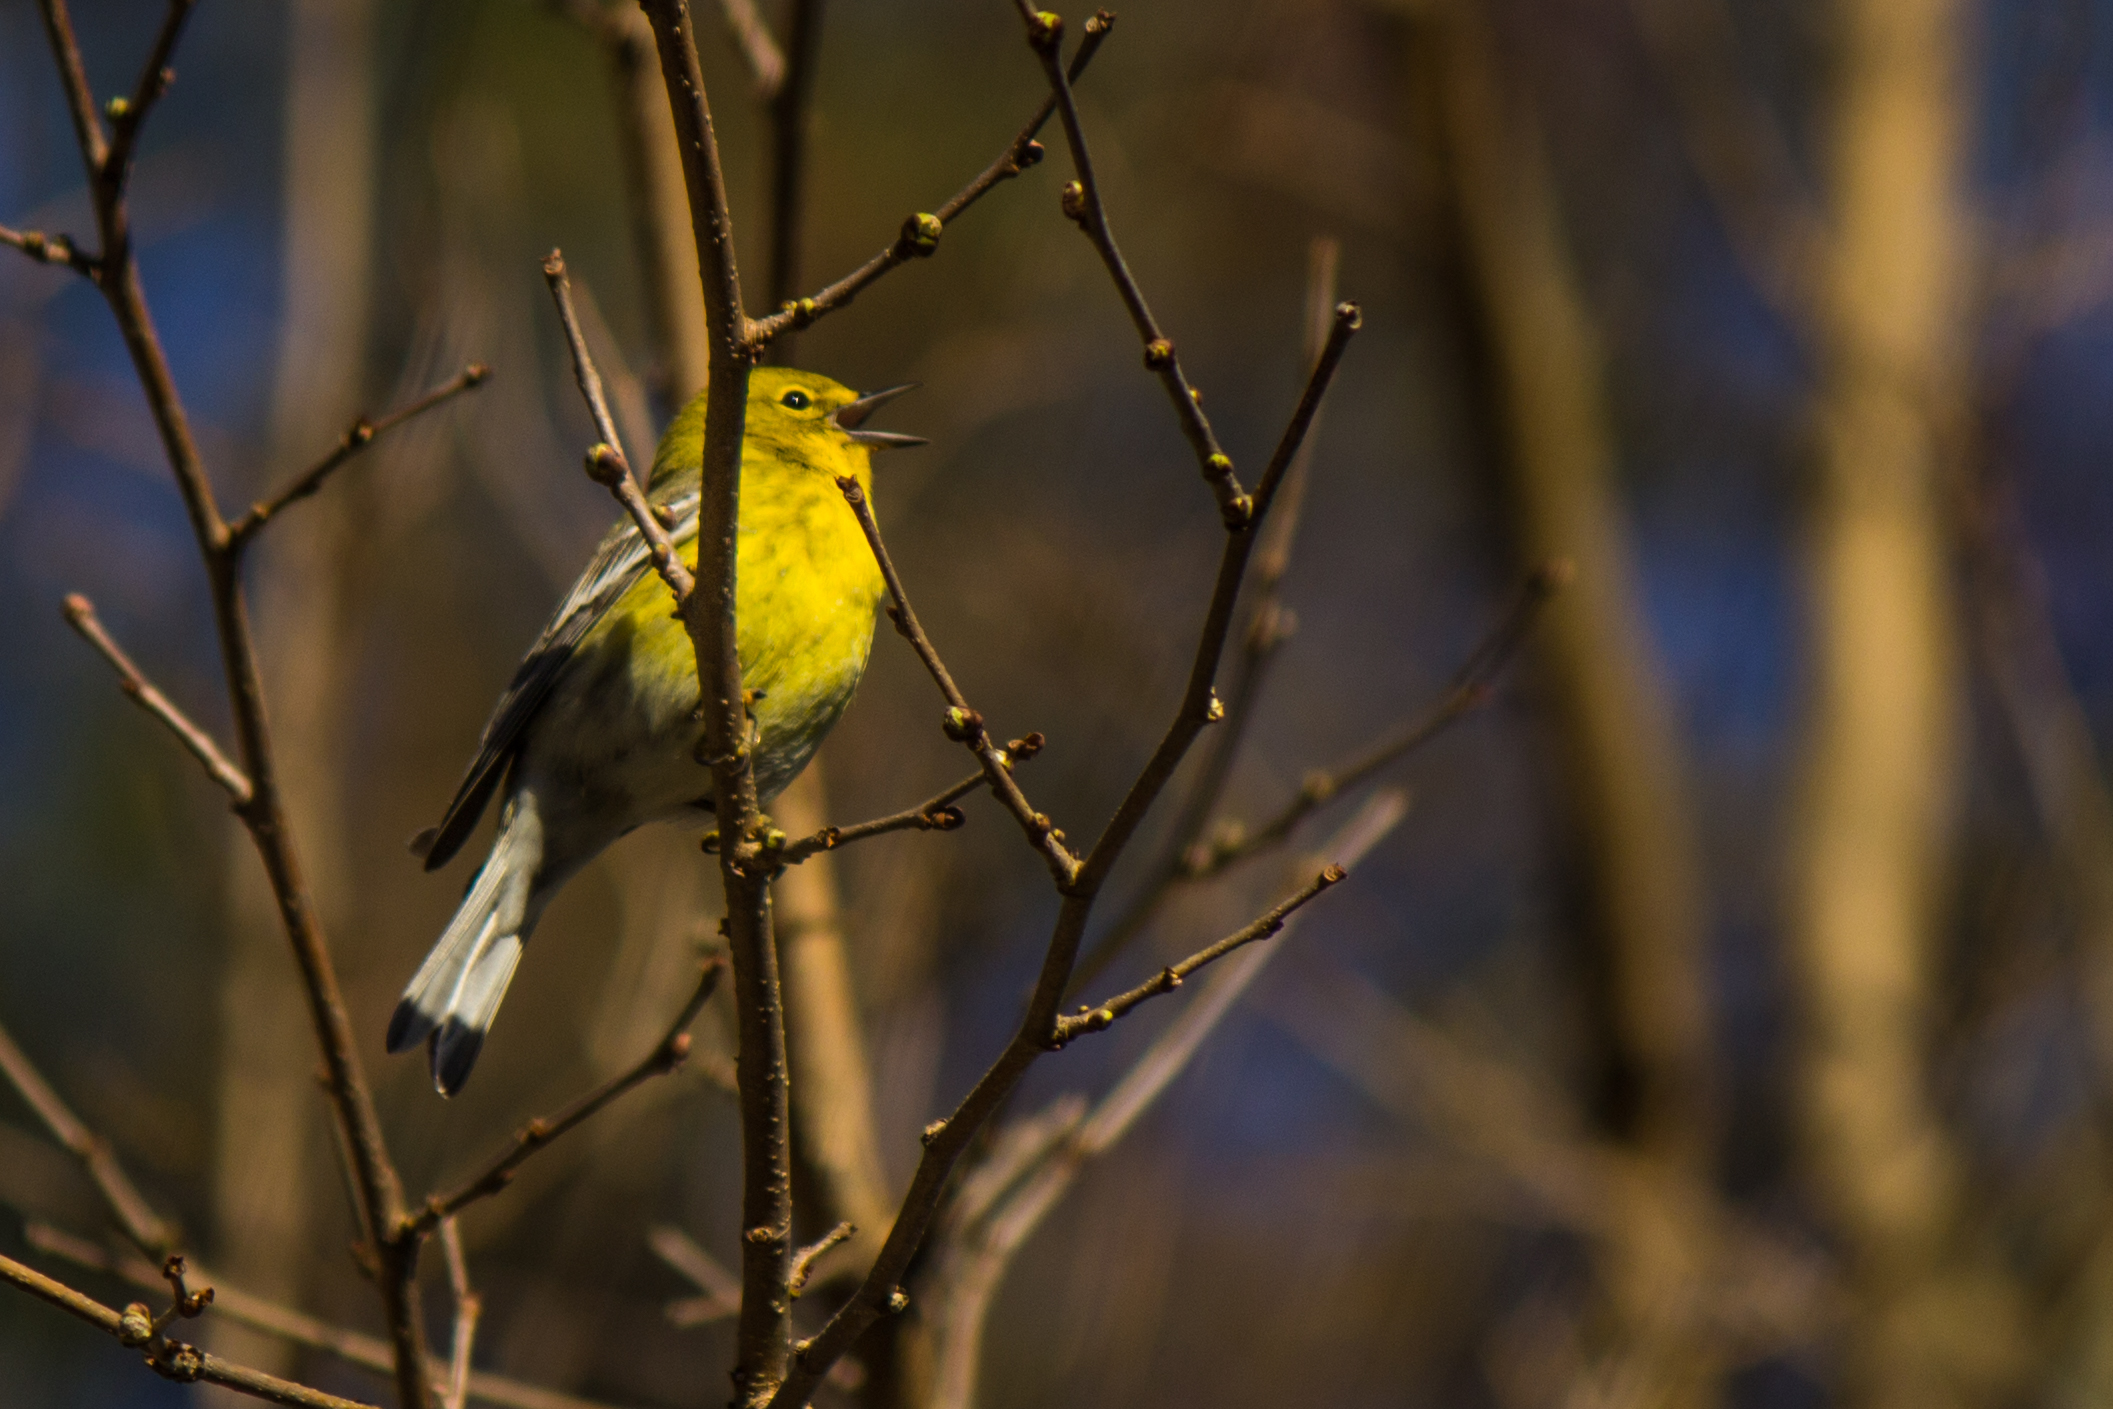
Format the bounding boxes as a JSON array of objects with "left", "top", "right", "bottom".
[
  {"left": 584, "top": 443, "right": 626, "bottom": 487},
  {"left": 902, "top": 212, "right": 943, "bottom": 256},
  {"left": 118, "top": 1304, "right": 153, "bottom": 1347},
  {"left": 1143, "top": 338, "right": 1175, "bottom": 370},
  {"left": 942, "top": 706, "right": 983, "bottom": 741},
  {"left": 1027, "top": 10, "right": 1064, "bottom": 51},
  {"left": 1060, "top": 180, "right": 1089, "bottom": 224}
]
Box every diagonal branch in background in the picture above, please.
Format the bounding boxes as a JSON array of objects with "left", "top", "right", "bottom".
[
  {"left": 1, "top": 1249, "right": 375, "bottom": 1409},
  {"left": 61, "top": 594, "right": 254, "bottom": 807},
  {"left": 0, "top": 1020, "right": 176, "bottom": 1258},
  {"left": 437, "top": 1219, "right": 481, "bottom": 1409},
  {"left": 1073, "top": 555, "right": 1562, "bottom": 999},
  {"left": 412, "top": 959, "right": 724, "bottom": 1234},
  {"left": 715, "top": 0, "right": 786, "bottom": 97},
  {"left": 835, "top": 477, "right": 1081, "bottom": 886},
  {"left": 649, "top": 1224, "right": 743, "bottom": 1328},
  {"left": 1625, "top": 0, "right": 1828, "bottom": 335},
  {"left": 927, "top": 793, "right": 1409, "bottom": 1409},
  {"left": 227, "top": 363, "right": 490, "bottom": 548},
  {"left": 1181, "top": 559, "right": 1568, "bottom": 880}
]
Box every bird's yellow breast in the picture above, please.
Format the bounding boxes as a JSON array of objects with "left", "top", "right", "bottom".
[{"left": 578, "top": 441, "right": 883, "bottom": 803}]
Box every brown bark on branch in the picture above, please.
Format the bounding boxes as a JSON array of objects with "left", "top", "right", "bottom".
[
  {"left": 27, "top": 4, "right": 441, "bottom": 1400},
  {"left": 23, "top": 1224, "right": 629, "bottom": 1409},
  {"left": 0, "top": 1251, "right": 376, "bottom": 1409},
  {"left": 631, "top": 6, "right": 792, "bottom": 1401}
]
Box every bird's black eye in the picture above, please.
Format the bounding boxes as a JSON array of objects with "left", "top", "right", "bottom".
[{"left": 780, "top": 389, "right": 811, "bottom": 410}]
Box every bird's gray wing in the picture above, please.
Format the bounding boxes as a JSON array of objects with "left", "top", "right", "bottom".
[{"left": 421, "top": 491, "right": 700, "bottom": 871}]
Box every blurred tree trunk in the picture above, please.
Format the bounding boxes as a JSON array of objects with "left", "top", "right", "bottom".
[
  {"left": 210, "top": 0, "right": 376, "bottom": 1392},
  {"left": 1783, "top": 1, "right": 2013, "bottom": 1404},
  {"left": 1412, "top": 2, "right": 1719, "bottom": 1401}
]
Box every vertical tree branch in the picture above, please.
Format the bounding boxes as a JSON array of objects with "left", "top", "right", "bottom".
[{"left": 633, "top": 4, "right": 788, "bottom": 1401}]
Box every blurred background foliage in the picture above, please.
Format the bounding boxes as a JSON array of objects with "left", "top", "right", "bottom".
[{"left": 5, "top": 0, "right": 2113, "bottom": 1406}]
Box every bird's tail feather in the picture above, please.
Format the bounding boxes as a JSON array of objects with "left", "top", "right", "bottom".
[{"left": 387, "top": 793, "right": 542, "bottom": 1096}]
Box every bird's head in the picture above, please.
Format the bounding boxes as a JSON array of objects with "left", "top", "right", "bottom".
[{"left": 647, "top": 368, "right": 925, "bottom": 498}]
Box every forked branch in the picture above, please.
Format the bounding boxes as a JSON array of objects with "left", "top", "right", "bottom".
[{"left": 61, "top": 594, "right": 254, "bottom": 807}]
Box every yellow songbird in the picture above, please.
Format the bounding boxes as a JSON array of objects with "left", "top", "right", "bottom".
[{"left": 389, "top": 368, "right": 922, "bottom": 1094}]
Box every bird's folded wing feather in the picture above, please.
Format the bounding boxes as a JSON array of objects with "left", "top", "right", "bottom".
[{"left": 422, "top": 491, "right": 701, "bottom": 871}]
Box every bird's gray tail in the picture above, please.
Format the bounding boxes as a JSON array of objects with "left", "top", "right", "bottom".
[{"left": 387, "top": 792, "right": 544, "bottom": 1096}]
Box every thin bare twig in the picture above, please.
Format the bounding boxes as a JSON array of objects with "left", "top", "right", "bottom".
[
  {"left": 835, "top": 477, "right": 1081, "bottom": 887},
  {"left": 1024, "top": 8, "right": 1249, "bottom": 525},
  {"left": 62, "top": 593, "right": 253, "bottom": 806},
  {"left": 23, "top": 1224, "right": 635, "bottom": 1409},
  {"left": 1, "top": 1250, "right": 374, "bottom": 1409},
  {"left": 0, "top": 222, "right": 98, "bottom": 275},
  {"left": 745, "top": 16, "right": 1114, "bottom": 347},
  {"left": 1054, "top": 864, "right": 1348, "bottom": 1042},
  {"left": 0, "top": 1022, "right": 176, "bottom": 1257},
  {"left": 228, "top": 363, "right": 490, "bottom": 548},
  {"left": 1182, "top": 560, "right": 1570, "bottom": 879},
  {"left": 99, "top": 0, "right": 197, "bottom": 202},
  {"left": 787, "top": 1221, "right": 854, "bottom": 1298},
  {"left": 543, "top": 248, "right": 698, "bottom": 599},
  {"left": 438, "top": 1219, "right": 481, "bottom": 1409},
  {"left": 773, "top": 769, "right": 985, "bottom": 866},
  {"left": 413, "top": 959, "right": 724, "bottom": 1234}
]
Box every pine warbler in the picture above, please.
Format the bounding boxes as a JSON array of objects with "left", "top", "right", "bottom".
[{"left": 389, "top": 367, "right": 923, "bottom": 1094}]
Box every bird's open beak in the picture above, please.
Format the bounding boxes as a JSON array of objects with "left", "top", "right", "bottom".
[{"left": 831, "top": 384, "right": 927, "bottom": 449}]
